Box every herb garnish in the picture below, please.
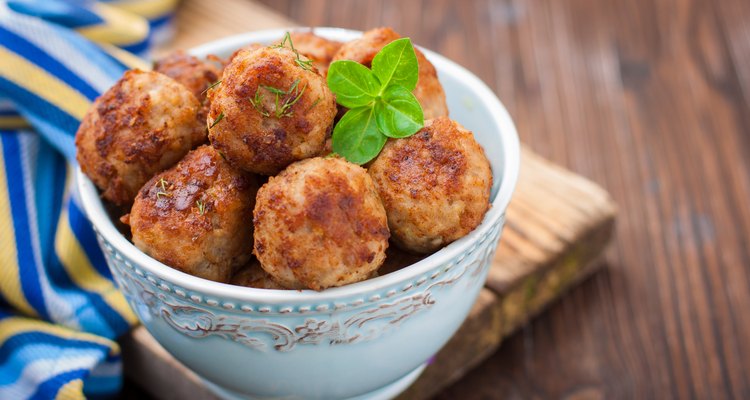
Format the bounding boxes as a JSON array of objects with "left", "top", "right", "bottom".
[
  {"left": 209, "top": 112, "right": 224, "bottom": 128},
  {"left": 195, "top": 200, "right": 206, "bottom": 215},
  {"left": 327, "top": 38, "right": 424, "bottom": 164},
  {"left": 249, "top": 79, "right": 307, "bottom": 119},
  {"left": 272, "top": 32, "right": 314, "bottom": 71},
  {"left": 156, "top": 178, "right": 172, "bottom": 198},
  {"left": 201, "top": 80, "right": 222, "bottom": 95}
]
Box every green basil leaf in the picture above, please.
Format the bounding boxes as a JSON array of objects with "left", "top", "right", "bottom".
[
  {"left": 371, "top": 38, "right": 419, "bottom": 91},
  {"left": 327, "top": 60, "right": 381, "bottom": 108},
  {"left": 332, "top": 107, "right": 386, "bottom": 164},
  {"left": 375, "top": 86, "right": 424, "bottom": 138}
]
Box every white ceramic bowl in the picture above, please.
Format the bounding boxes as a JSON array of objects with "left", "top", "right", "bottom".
[{"left": 77, "top": 28, "right": 520, "bottom": 400}]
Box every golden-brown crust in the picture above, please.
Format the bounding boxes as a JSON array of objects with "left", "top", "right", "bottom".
[
  {"left": 75, "top": 70, "right": 205, "bottom": 205},
  {"left": 225, "top": 43, "right": 264, "bottom": 67},
  {"left": 288, "top": 31, "right": 343, "bottom": 77},
  {"left": 208, "top": 47, "right": 337, "bottom": 175},
  {"left": 154, "top": 51, "right": 221, "bottom": 102},
  {"left": 129, "top": 145, "right": 258, "bottom": 283},
  {"left": 154, "top": 51, "right": 221, "bottom": 138},
  {"left": 253, "top": 157, "right": 390, "bottom": 290},
  {"left": 368, "top": 117, "right": 492, "bottom": 253},
  {"left": 230, "top": 259, "right": 286, "bottom": 289},
  {"left": 332, "top": 27, "right": 449, "bottom": 119}
]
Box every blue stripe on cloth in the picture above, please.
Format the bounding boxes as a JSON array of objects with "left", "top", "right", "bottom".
[
  {"left": 0, "top": 11, "right": 128, "bottom": 94},
  {"left": 0, "top": 25, "right": 101, "bottom": 101},
  {"left": 121, "top": 37, "right": 150, "bottom": 56},
  {"left": 45, "top": 250, "right": 116, "bottom": 338},
  {"left": 32, "top": 137, "right": 67, "bottom": 267},
  {"left": 29, "top": 368, "right": 89, "bottom": 400},
  {"left": 0, "top": 77, "right": 81, "bottom": 137},
  {"left": 68, "top": 200, "right": 112, "bottom": 280},
  {"left": 0, "top": 332, "right": 109, "bottom": 367},
  {"left": 0, "top": 109, "right": 21, "bottom": 117},
  {"left": 0, "top": 134, "right": 50, "bottom": 321},
  {"left": 0, "top": 343, "right": 110, "bottom": 385},
  {"left": 7, "top": 0, "right": 105, "bottom": 28},
  {"left": 150, "top": 13, "right": 173, "bottom": 29}
]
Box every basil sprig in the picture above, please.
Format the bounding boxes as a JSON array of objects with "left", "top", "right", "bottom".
[{"left": 327, "top": 38, "right": 424, "bottom": 164}]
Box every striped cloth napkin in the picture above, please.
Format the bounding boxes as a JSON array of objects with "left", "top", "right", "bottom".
[{"left": 0, "top": 1, "right": 178, "bottom": 398}]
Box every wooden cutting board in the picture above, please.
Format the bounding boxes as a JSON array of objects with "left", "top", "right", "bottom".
[{"left": 121, "top": 1, "right": 617, "bottom": 399}]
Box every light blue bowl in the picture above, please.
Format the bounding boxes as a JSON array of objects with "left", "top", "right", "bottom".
[{"left": 77, "top": 28, "right": 520, "bottom": 400}]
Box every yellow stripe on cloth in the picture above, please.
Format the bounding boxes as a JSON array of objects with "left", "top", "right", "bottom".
[
  {"left": 0, "top": 315, "right": 117, "bottom": 349},
  {"left": 106, "top": 0, "right": 179, "bottom": 19},
  {"left": 55, "top": 176, "right": 137, "bottom": 326},
  {"left": 0, "top": 47, "right": 90, "bottom": 121},
  {"left": 77, "top": 3, "right": 149, "bottom": 47},
  {"left": 0, "top": 116, "right": 31, "bottom": 130},
  {"left": 0, "top": 142, "right": 37, "bottom": 317},
  {"left": 55, "top": 378, "right": 84, "bottom": 400},
  {"left": 98, "top": 43, "right": 152, "bottom": 71}
]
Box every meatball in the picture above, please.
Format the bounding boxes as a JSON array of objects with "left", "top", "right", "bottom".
[
  {"left": 76, "top": 70, "right": 205, "bottom": 205},
  {"left": 288, "top": 31, "right": 342, "bottom": 77},
  {"left": 231, "top": 259, "right": 286, "bottom": 289},
  {"left": 128, "top": 145, "right": 258, "bottom": 283},
  {"left": 332, "top": 27, "right": 449, "bottom": 119},
  {"left": 208, "top": 47, "right": 337, "bottom": 175},
  {"left": 368, "top": 117, "right": 492, "bottom": 253},
  {"left": 253, "top": 157, "right": 390, "bottom": 290},
  {"left": 225, "top": 43, "right": 264, "bottom": 66},
  {"left": 154, "top": 51, "right": 221, "bottom": 140},
  {"left": 154, "top": 51, "right": 221, "bottom": 103}
]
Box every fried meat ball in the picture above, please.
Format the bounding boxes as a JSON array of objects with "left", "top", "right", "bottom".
[
  {"left": 128, "top": 145, "right": 258, "bottom": 283},
  {"left": 208, "top": 47, "right": 337, "bottom": 175},
  {"left": 288, "top": 32, "right": 342, "bottom": 77},
  {"left": 368, "top": 117, "right": 492, "bottom": 253},
  {"left": 332, "top": 27, "right": 449, "bottom": 119},
  {"left": 76, "top": 70, "right": 205, "bottom": 205},
  {"left": 253, "top": 157, "right": 390, "bottom": 290},
  {"left": 154, "top": 51, "right": 221, "bottom": 103},
  {"left": 231, "top": 259, "right": 286, "bottom": 289}
]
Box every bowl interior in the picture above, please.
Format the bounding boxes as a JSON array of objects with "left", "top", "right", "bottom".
[{"left": 77, "top": 27, "right": 520, "bottom": 305}]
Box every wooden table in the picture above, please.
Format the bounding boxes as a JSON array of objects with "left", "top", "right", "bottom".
[{"left": 249, "top": 0, "right": 750, "bottom": 399}]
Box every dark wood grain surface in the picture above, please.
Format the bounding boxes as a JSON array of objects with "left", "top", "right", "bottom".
[{"left": 254, "top": 0, "right": 750, "bottom": 398}]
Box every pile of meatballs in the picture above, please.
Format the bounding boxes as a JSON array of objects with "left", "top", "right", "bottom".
[{"left": 76, "top": 28, "right": 493, "bottom": 291}]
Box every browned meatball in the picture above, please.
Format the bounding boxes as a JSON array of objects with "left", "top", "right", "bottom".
[
  {"left": 154, "top": 51, "right": 221, "bottom": 102},
  {"left": 76, "top": 70, "right": 205, "bottom": 205},
  {"left": 154, "top": 51, "right": 221, "bottom": 142},
  {"left": 128, "top": 145, "right": 258, "bottom": 283},
  {"left": 288, "top": 32, "right": 342, "bottom": 77},
  {"left": 225, "top": 43, "right": 264, "bottom": 66},
  {"left": 208, "top": 47, "right": 337, "bottom": 175},
  {"left": 332, "top": 27, "right": 449, "bottom": 119},
  {"left": 230, "top": 259, "right": 285, "bottom": 289},
  {"left": 368, "top": 117, "right": 492, "bottom": 253},
  {"left": 253, "top": 157, "right": 390, "bottom": 290}
]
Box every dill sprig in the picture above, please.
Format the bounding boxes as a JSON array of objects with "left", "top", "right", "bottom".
[
  {"left": 209, "top": 112, "right": 225, "bottom": 128},
  {"left": 305, "top": 97, "right": 322, "bottom": 114},
  {"left": 272, "top": 32, "right": 314, "bottom": 71},
  {"left": 201, "top": 80, "right": 222, "bottom": 95},
  {"left": 249, "top": 79, "right": 307, "bottom": 119},
  {"left": 248, "top": 89, "right": 270, "bottom": 117},
  {"left": 195, "top": 199, "right": 206, "bottom": 215},
  {"left": 156, "top": 177, "right": 172, "bottom": 198}
]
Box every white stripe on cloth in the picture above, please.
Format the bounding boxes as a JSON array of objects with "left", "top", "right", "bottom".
[
  {"left": 0, "top": 353, "right": 103, "bottom": 399},
  {"left": 17, "top": 134, "right": 80, "bottom": 330},
  {"left": 0, "top": 4, "right": 122, "bottom": 94}
]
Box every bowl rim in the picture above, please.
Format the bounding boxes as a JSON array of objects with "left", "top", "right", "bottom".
[{"left": 76, "top": 27, "right": 520, "bottom": 305}]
